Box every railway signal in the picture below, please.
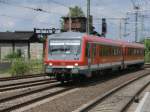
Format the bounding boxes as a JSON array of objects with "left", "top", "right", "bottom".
[{"left": 101, "top": 18, "right": 107, "bottom": 37}]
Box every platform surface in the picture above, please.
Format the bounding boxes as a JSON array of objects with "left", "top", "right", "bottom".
[{"left": 135, "top": 92, "right": 150, "bottom": 112}]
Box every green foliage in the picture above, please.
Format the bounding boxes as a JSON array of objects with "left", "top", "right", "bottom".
[
  {"left": 68, "top": 6, "right": 85, "bottom": 17},
  {"left": 145, "top": 52, "right": 150, "bottom": 63},
  {"left": 60, "top": 19, "right": 64, "bottom": 30},
  {"left": 145, "top": 39, "right": 150, "bottom": 52},
  {"left": 5, "top": 51, "right": 22, "bottom": 60},
  {"left": 144, "top": 39, "right": 150, "bottom": 63},
  {"left": 29, "top": 59, "right": 43, "bottom": 73},
  {"left": 10, "top": 59, "right": 43, "bottom": 76},
  {"left": 11, "top": 59, "right": 30, "bottom": 76}
]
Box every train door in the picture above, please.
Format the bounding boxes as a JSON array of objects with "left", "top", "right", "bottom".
[
  {"left": 87, "top": 43, "right": 91, "bottom": 69},
  {"left": 86, "top": 43, "right": 92, "bottom": 77},
  {"left": 123, "top": 47, "right": 127, "bottom": 69}
]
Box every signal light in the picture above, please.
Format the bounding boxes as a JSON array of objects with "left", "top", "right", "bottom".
[{"left": 102, "top": 18, "right": 107, "bottom": 37}]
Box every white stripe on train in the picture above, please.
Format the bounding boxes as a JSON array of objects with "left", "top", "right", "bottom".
[{"left": 50, "top": 59, "right": 144, "bottom": 70}]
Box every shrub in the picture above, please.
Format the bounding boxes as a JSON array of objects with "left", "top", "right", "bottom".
[
  {"left": 11, "top": 59, "right": 30, "bottom": 76},
  {"left": 145, "top": 52, "right": 150, "bottom": 63},
  {"left": 5, "top": 51, "right": 22, "bottom": 60},
  {"left": 29, "top": 59, "right": 44, "bottom": 73}
]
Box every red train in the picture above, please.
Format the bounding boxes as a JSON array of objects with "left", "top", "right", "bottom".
[{"left": 44, "top": 32, "right": 144, "bottom": 82}]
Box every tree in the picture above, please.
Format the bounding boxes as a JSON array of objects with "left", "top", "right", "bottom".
[
  {"left": 67, "top": 6, "right": 85, "bottom": 17},
  {"left": 144, "top": 38, "right": 150, "bottom": 63}
]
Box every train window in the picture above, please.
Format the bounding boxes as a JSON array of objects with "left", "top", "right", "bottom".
[
  {"left": 98, "top": 45, "right": 113, "bottom": 56},
  {"left": 116, "top": 48, "right": 118, "bottom": 56},
  {"left": 139, "top": 49, "right": 143, "bottom": 55},
  {"left": 119, "top": 48, "right": 122, "bottom": 55},
  {"left": 100, "top": 45, "right": 105, "bottom": 56},
  {"left": 86, "top": 43, "right": 90, "bottom": 57},
  {"left": 94, "top": 44, "right": 96, "bottom": 56},
  {"left": 99, "top": 45, "right": 102, "bottom": 56},
  {"left": 125, "top": 48, "right": 128, "bottom": 56},
  {"left": 112, "top": 48, "right": 114, "bottom": 56},
  {"left": 112, "top": 47, "right": 117, "bottom": 56},
  {"left": 92, "top": 44, "right": 96, "bottom": 58},
  {"left": 102, "top": 46, "right": 105, "bottom": 56},
  {"left": 134, "top": 49, "right": 136, "bottom": 55},
  {"left": 128, "top": 48, "right": 132, "bottom": 56},
  {"left": 103, "top": 47, "right": 105, "bottom": 56},
  {"left": 137, "top": 49, "right": 139, "bottom": 55},
  {"left": 85, "top": 43, "right": 88, "bottom": 57}
]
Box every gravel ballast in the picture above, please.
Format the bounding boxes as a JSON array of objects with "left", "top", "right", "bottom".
[{"left": 14, "top": 69, "right": 150, "bottom": 112}]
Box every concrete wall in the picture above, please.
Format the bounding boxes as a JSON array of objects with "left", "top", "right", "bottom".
[
  {"left": 30, "top": 43, "right": 43, "bottom": 60},
  {"left": 0, "top": 42, "right": 43, "bottom": 60},
  {"left": 0, "top": 43, "right": 13, "bottom": 59},
  {"left": 14, "top": 43, "right": 28, "bottom": 59}
]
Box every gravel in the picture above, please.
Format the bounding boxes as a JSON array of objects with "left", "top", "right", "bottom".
[
  {"left": 17, "top": 69, "right": 150, "bottom": 112},
  {"left": 0, "top": 86, "right": 67, "bottom": 111},
  {"left": 0, "top": 81, "right": 60, "bottom": 102},
  {"left": 88, "top": 72, "right": 150, "bottom": 112}
]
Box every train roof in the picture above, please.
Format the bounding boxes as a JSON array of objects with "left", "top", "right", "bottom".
[
  {"left": 48, "top": 32, "right": 84, "bottom": 39},
  {"left": 48, "top": 32, "right": 144, "bottom": 48},
  {"left": 84, "top": 34, "right": 123, "bottom": 46},
  {"left": 85, "top": 34, "right": 144, "bottom": 48},
  {"left": 122, "top": 42, "right": 144, "bottom": 48}
]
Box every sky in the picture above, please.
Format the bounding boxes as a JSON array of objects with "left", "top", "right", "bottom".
[{"left": 0, "top": 0, "right": 150, "bottom": 41}]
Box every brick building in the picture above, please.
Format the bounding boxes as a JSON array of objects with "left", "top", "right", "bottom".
[{"left": 62, "top": 16, "right": 93, "bottom": 32}]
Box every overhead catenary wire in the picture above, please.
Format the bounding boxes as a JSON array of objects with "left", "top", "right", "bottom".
[
  {"left": 0, "top": 0, "right": 63, "bottom": 15},
  {"left": 0, "top": 0, "right": 70, "bottom": 31}
]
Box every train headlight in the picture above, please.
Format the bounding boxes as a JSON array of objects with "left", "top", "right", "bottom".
[
  {"left": 74, "top": 63, "right": 78, "bottom": 66},
  {"left": 49, "top": 63, "right": 53, "bottom": 66}
]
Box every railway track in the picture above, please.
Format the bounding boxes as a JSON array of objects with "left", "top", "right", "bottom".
[
  {"left": 0, "top": 78, "right": 57, "bottom": 92},
  {"left": 0, "top": 73, "right": 47, "bottom": 81},
  {"left": 0, "top": 69, "right": 149, "bottom": 112},
  {"left": 73, "top": 71, "right": 150, "bottom": 112},
  {"left": 0, "top": 81, "right": 74, "bottom": 112}
]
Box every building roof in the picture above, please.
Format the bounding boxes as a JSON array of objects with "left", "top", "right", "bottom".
[{"left": 0, "top": 31, "right": 39, "bottom": 42}]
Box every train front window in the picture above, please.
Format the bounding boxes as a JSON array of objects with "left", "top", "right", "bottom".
[{"left": 49, "top": 39, "right": 81, "bottom": 55}]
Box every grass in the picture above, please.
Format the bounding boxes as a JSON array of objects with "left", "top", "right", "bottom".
[
  {"left": 28, "top": 59, "right": 44, "bottom": 74},
  {"left": 0, "top": 59, "right": 44, "bottom": 77}
]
